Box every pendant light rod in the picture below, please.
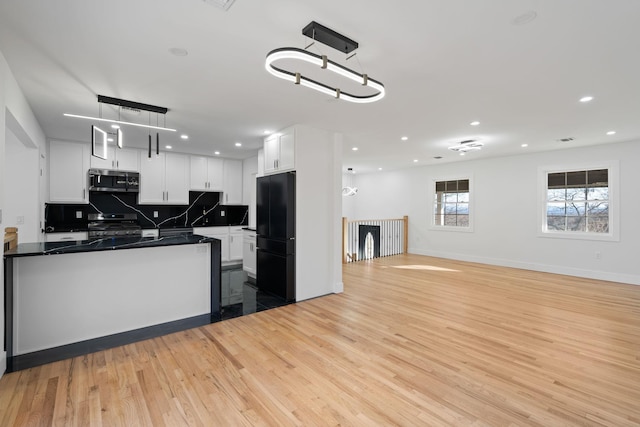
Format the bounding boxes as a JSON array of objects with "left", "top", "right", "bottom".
[{"left": 97, "top": 95, "right": 168, "bottom": 114}]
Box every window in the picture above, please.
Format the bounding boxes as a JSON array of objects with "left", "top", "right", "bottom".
[
  {"left": 540, "top": 163, "right": 618, "bottom": 241},
  {"left": 433, "top": 179, "right": 470, "bottom": 228}
]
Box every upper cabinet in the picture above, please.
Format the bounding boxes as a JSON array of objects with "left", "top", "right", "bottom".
[
  {"left": 264, "top": 127, "right": 295, "bottom": 175},
  {"left": 190, "top": 155, "right": 224, "bottom": 191},
  {"left": 139, "top": 152, "right": 189, "bottom": 205},
  {"left": 90, "top": 147, "right": 140, "bottom": 172},
  {"left": 49, "top": 140, "right": 90, "bottom": 204},
  {"left": 223, "top": 159, "right": 243, "bottom": 204}
]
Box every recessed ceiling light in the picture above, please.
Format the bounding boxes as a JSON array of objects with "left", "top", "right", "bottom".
[
  {"left": 214, "top": 151, "right": 220, "bottom": 155},
  {"left": 107, "top": 138, "right": 114, "bottom": 142},
  {"left": 166, "top": 145, "right": 172, "bottom": 149},
  {"left": 460, "top": 152, "right": 466, "bottom": 156},
  {"left": 263, "top": 130, "right": 273, "bottom": 135},
  {"left": 352, "top": 147, "right": 358, "bottom": 151},
  {"left": 111, "top": 124, "right": 120, "bottom": 129},
  {"left": 579, "top": 96, "right": 594, "bottom": 103},
  {"left": 235, "top": 142, "right": 242, "bottom": 147},
  {"left": 180, "top": 134, "right": 189, "bottom": 140},
  {"left": 378, "top": 167, "right": 383, "bottom": 171},
  {"left": 413, "top": 159, "right": 418, "bottom": 163},
  {"left": 168, "top": 47, "right": 189, "bottom": 57},
  {"left": 470, "top": 121, "right": 480, "bottom": 126},
  {"left": 521, "top": 143, "right": 528, "bottom": 147},
  {"left": 401, "top": 136, "right": 408, "bottom": 141},
  {"left": 606, "top": 131, "right": 616, "bottom": 135}
]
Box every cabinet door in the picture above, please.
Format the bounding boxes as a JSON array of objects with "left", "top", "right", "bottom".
[
  {"left": 49, "top": 140, "right": 89, "bottom": 203},
  {"left": 190, "top": 155, "right": 208, "bottom": 190},
  {"left": 139, "top": 153, "right": 165, "bottom": 204},
  {"left": 89, "top": 146, "right": 116, "bottom": 169},
  {"left": 264, "top": 135, "right": 279, "bottom": 174},
  {"left": 278, "top": 129, "right": 295, "bottom": 171},
  {"left": 207, "top": 158, "right": 224, "bottom": 191},
  {"left": 223, "top": 159, "right": 243, "bottom": 204},
  {"left": 229, "top": 232, "right": 244, "bottom": 261},
  {"left": 243, "top": 234, "right": 257, "bottom": 275},
  {"left": 165, "top": 153, "right": 189, "bottom": 204},
  {"left": 115, "top": 149, "right": 140, "bottom": 172}
]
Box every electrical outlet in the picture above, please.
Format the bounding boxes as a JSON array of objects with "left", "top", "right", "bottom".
[
  {"left": 220, "top": 210, "right": 225, "bottom": 217},
  {"left": 16, "top": 216, "right": 24, "bottom": 224},
  {"left": 153, "top": 211, "right": 159, "bottom": 218},
  {"left": 76, "top": 210, "right": 83, "bottom": 219}
]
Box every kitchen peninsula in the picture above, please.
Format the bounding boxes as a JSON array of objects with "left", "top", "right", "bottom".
[{"left": 3, "top": 233, "right": 221, "bottom": 372}]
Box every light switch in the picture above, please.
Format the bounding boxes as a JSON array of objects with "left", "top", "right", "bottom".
[
  {"left": 220, "top": 210, "right": 225, "bottom": 217},
  {"left": 153, "top": 211, "right": 159, "bottom": 218},
  {"left": 16, "top": 216, "right": 25, "bottom": 224},
  {"left": 76, "top": 211, "right": 83, "bottom": 219}
]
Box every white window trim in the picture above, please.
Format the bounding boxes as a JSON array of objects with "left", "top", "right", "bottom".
[
  {"left": 429, "top": 175, "right": 474, "bottom": 233},
  {"left": 537, "top": 161, "right": 619, "bottom": 242}
]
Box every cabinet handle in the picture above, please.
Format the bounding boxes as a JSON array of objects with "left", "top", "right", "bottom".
[
  {"left": 83, "top": 189, "right": 86, "bottom": 199},
  {"left": 116, "top": 160, "right": 119, "bottom": 168}
]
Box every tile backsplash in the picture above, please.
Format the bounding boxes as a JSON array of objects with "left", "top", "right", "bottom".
[{"left": 45, "top": 191, "right": 248, "bottom": 232}]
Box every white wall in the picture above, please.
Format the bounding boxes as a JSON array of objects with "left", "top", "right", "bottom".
[
  {"left": 294, "top": 125, "right": 343, "bottom": 301},
  {"left": 347, "top": 140, "right": 640, "bottom": 285},
  {"left": 5, "top": 127, "right": 40, "bottom": 243},
  {"left": 0, "top": 49, "right": 47, "bottom": 377}
]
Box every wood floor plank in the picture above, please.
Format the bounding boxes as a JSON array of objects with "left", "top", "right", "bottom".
[{"left": 1, "top": 254, "right": 639, "bottom": 426}]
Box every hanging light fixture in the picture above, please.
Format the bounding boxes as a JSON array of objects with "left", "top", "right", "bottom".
[
  {"left": 342, "top": 168, "right": 358, "bottom": 196},
  {"left": 266, "top": 21, "right": 385, "bottom": 103},
  {"left": 65, "top": 95, "right": 176, "bottom": 132}
]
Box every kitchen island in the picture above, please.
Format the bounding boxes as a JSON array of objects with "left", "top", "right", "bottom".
[{"left": 4, "top": 233, "right": 221, "bottom": 372}]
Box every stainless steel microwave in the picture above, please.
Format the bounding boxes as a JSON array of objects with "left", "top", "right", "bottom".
[{"left": 88, "top": 169, "right": 140, "bottom": 193}]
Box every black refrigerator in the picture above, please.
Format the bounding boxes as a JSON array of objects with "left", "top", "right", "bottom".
[{"left": 256, "top": 172, "right": 295, "bottom": 301}]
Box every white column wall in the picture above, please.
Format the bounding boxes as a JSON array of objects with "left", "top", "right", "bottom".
[
  {"left": 294, "top": 125, "right": 342, "bottom": 301},
  {"left": 346, "top": 140, "right": 640, "bottom": 285},
  {"left": 1, "top": 49, "right": 47, "bottom": 376}
]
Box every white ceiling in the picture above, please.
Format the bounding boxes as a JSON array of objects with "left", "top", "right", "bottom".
[{"left": 1, "top": 0, "right": 639, "bottom": 173}]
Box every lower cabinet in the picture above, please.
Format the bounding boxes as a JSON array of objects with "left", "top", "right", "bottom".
[
  {"left": 243, "top": 230, "right": 257, "bottom": 277},
  {"left": 193, "top": 226, "right": 244, "bottom": 264}
]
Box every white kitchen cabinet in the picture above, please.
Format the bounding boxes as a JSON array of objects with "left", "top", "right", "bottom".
[
  {"left": 49, "top": 140, "right": 90, "bottom": 203},
  {"left": 264, "top": 127, "right": 295, "bottom": 175},
  {"left": 229, "top": 226, "right": 244, "bottom": 261},
  {"left": 90, "top": 147, "right": 139, "bottom": 171},
  {"left": 190, "top": 155, "right": 223, "bottom": 191},
  {"left": 223, "top": 159, "right": 243, "bottom": 204},
  {"left": 44, "top": 232, "right": 88, "bottom": 242},
  {"left": 194, "top": 226, "right": 230, "bottom": 262},
  {"left": 139, "top": 152, "right": 189, "bottom": 204},
  {"left": 242, "top": 230, "right": 256, "bottom": 277}
]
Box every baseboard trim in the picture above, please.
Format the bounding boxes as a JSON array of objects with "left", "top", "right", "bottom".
[{"left": 409, "top": 248, "right": 640, "bottom": 286}]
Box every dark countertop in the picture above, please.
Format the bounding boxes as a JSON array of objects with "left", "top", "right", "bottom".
[
  {"left": 4, "top": 233, "right": 217, "bottom": 258},
  {"left": 242, "top": 227, "right": 257, "bottom": 232}
]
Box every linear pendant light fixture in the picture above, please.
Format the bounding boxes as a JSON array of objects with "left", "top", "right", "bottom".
[
  {"left": 265, "top": 22, "right": 385, "bottom": 103},
  {"left": 64, "top": 95, "right": 176, "bottom": 132}
]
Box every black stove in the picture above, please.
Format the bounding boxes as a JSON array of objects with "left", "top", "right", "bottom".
[{"left": 88, "top": 213, "right": 142, "bottom": 239}]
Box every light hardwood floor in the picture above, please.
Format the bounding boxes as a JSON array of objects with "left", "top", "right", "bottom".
[{"left": 1, "top": 254, "right": 639, "bottom": 426}]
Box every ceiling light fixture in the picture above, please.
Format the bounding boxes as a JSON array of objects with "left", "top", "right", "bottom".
[
  {"left": 214, "top": 151, "right": 220, "bottom": 155},
  {"left": 235, "top": 142, "right": 242, "bottom": 147},
  {"left": 265, "top": 22, "right": 385, "bottom": 104},
  {"left": 352, "top": 147, "right": 358, "bottom": 151},
  {"left": 448, "top": 139, "right": 484, "bottom": 153},
  {"left": 342, "top": 168, "right": 358, "bottom": 196},
  {"left": 606, "top": 131, "right": 616, "bottom": 135},
  {"left": 579, "top": 96, "right": 594, "bottom": 103},
  {"left": 401, "top": 136, "right": 408, "bottom": 141},
  {"left": 470, "top": 121, "right": 480, "bottom": 126},
  {"left": 521, "top": 143, "right": 528, "bottom": 147},
  {"left": 180, "top": 134, "right": 189, "bottom": 140},
  {"left": 64, "top": 95, "right": 176, "bottom": 132}
]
